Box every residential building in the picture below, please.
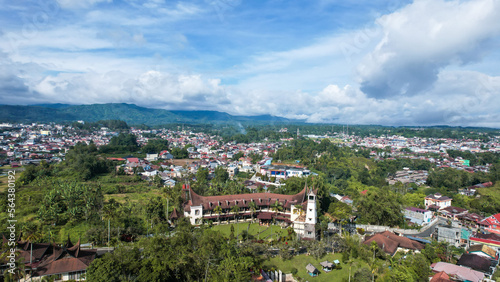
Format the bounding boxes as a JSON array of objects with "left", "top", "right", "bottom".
[
  {"left": 363, "top": 231, "right": 425, "bottom": 256},
  {"left": 479, "top": 213, "right": 500, "bottom": 235},
  {"left": 425, "top": 193, "right": 452, "bottom": 210},
  {"left": 404, "top": 207, "right": 432, "bottom": 225},
  {"left": 430, "top": 262, "right": 485, "bottom": 282}
]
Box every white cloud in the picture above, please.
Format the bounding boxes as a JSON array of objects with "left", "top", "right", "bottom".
[
  {"left": 56, "top": 0, "right": 112, "bottom": 9},
  {"left": 359, "top": 0, "right": 500, "bottom": 98}
]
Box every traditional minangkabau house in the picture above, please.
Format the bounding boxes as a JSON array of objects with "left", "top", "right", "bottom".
[
  {"left": 31, "top": 238, "right": 97, "bottom": 281},
  {"left": 1, "top": 235, "right": 97, "bottom": 281},
  {"left": 182, "top": 183, "right": 318, "bottom": 239}
]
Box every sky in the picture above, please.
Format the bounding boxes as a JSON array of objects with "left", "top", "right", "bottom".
[{"left": 1, "top": 0, "right": 500, "bottom": 127}]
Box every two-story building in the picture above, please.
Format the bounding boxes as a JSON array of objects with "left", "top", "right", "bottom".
[
  {"left": 425, "top": 193, "right": 452, "bottom": 210},
  {"left": 404, "top": 207, "right": 432, "bottom": 225},
  {"left": 182, "top": 184, "right": 317, "bottom": 240}
]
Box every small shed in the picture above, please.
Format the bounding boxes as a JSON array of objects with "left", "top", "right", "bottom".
[
  {"left": 320, "top": 261, "right": 334, "bottom": 272},
  {"left": 306, "top": 263, "right": 319, "bottom": 276}
]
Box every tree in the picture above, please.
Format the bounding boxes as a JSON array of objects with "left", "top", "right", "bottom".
[
  {"left": 357, "top": 189, "right": 404, "bottom": 227},
  {"left": 86, "top": 247, "right": 141, "bottom": 282},
  {"left": 214, "top": 205, "right": 223, "bottom": 225},
  {"left": 142, "top": 139, "right": 168, "bottom": 154},
  {"left": 248, "top": 201, "right": 257, "bottom": 222},
  {"left": 231, "top": 205, "right": 240, "bottom": 223}
]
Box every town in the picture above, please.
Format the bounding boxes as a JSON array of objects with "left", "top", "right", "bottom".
[{"left": 0, "top": 121, "right": 499, "bottom": 281}]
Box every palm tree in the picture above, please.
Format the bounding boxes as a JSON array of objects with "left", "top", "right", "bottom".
[
  {"left": 270, "top": 200, "right": 283, "bottom": 217},
  {"left": 270, "top": 200, "right": 283, "bottom": 241},
  {"left": 248, "top": 201, "right": 257, "bottom": 222},
  {"left": 231, "top": 205, "right": 240, "bottom": 223},
  {"left": 213, "top": 205, "right": 222, "bottom": 225},
  {"left": 293, "top": 204, "right": 303, "bottom": 215}
]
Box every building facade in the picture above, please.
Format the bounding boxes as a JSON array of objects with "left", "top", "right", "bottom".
[
  {"left": 425, "top": 193, "right": 452, "bottom": 210},
  {"left": 182, "top": 184, "right": 317, "bottom": 239},
  {"left": 404, "top": 207, "right": 432, "bottom": 225}
]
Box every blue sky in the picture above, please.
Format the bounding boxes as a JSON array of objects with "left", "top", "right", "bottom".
[{"left": 1, "top": 0, "right": 500, "bottom": 127}]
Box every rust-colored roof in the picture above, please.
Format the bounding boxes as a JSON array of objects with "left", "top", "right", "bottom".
[
  {"left": 363, "top": 231, "right": 424, "bottom": 255},
  {"left": 33, "top": 240, "right": 97, "bottom": 277},
  {"left": 170, "top": 207, "right": 179, "bottom": 219},
  {"left": 186, "top": 186, "right": 308, "bottom": 211},
  {"left": 430, "top": 271, "right": 452, "bottom": 282}
]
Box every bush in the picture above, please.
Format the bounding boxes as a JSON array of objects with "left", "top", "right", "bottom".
[{"left": 291, "top": 267, "right": 298, "bottom": 275}]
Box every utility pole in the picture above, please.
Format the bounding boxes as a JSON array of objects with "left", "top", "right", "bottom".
[
  {"left": 30, "top": 243, "right": 33, "bottom": 281},
  {"left": 108, "top": 219, "right": 110, "bottom": 252}
]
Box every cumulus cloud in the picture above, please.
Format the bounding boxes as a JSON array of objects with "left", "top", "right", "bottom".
[{"left": 358, "top": 0, "right": 500, "bottom": 98}]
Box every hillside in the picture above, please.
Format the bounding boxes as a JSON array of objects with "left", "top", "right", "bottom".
[{"left": 0, "top": 103, "right": 295, "bottom": 125}]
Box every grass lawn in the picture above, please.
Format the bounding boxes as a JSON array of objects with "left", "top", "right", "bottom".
[
  {"left": 263, "top": 253, "right": 369, "bottom": 282},
  {"left": 212, "top": 222, "right": 289, "bottom": 240}
]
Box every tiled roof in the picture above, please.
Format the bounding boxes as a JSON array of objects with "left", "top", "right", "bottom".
[
  {"left": 468, "top": 244, "right": 496, "bottom": 259},
  {"left": 440, "top": 206, "right": 468, "bottom": 215},
  {"left": 186, "top": 186, "right": 309, "bottom": 211},
  {"left": 457, "top": 254, "right": 492, "bottom": 273},
  {"left": 430, "top": 262, "right": 484, "bottom": 282},
  {"left": 430, "top": 271, "right": 452, "bottom": 282},
  {"left": 363, "top": 231, "right": 424, "bottom": 255},
  {"left": 425, "top": 193, "right": 452, "bottom": 201}
]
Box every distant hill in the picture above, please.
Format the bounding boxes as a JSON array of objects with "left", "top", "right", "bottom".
[{"left": 0, "top": 103, "right": 296, "bottom": 125}]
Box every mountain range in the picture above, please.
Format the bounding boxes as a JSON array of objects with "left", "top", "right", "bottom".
[{"left": 0, "top": 103, "right": 297, "bottom": 125}]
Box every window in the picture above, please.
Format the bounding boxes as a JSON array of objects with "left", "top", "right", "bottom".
[
  {"left": 309, "top": 195, "right": 314, "bottom": 200},
  {"left": 309, "top": 209, "right": 312, "bottom": 212},
  {"left": 195, "top": 210, "right": 200, "bottom": 215},
  {"left": 307, "top": 232, "right": 312, "bottom": 235},
  {"left": 309, "top": 218, "right": 312, "bottom": 221}
]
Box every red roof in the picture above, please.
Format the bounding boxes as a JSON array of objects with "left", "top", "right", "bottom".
[
  {"left": 184, "top": 185, "right": 310, "bottom": 211},
  {"left": 478, "top": 213, "right": 500, "bottom": 227},
  {"left": 363, "top": 231, "right": 424, "bottom": 255},
  {"left": 430, "top": 271, "right": 452, "bottom": 282}
]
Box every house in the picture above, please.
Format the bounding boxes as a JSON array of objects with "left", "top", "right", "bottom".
[
  {"left": 425, "top": 193, "right": 452, "bottom": 210},
  {"left": 145, "top": 153, "right": 159, "bottom": 162},
  {"left": 439, "top": 206, "right": 468, "bottom": 220},
  {"left": 469, "top": 233, "right": 500, "bottom": 250},
  {"left": 479, "top": 213, "right": 500, "bottom": 234},
  {"left": 319, "top": 261, "right": 334, "bottom": 272},
  {"left": 305, "top": 263, "right": 319, "bottom": 276},
  {"left": 430, "top": 262, "right": 484, "bottom": 282},
  {"left": 363, "top": 231, "right": 424, "bottom": 256},
  {"left": 430, "top": 271, "right": 452, "bottom": 282},
  {"left": 160, "top": 150, "right": 174, "bottom": 160},
  {"left": 3, "top": 236, "right": 98, "bottom": 281},
  {"left": 404, "top": 207, "right": 432, "bottom": 225},
  {"left": 32, "top": 239, "right": 96, "bottom": 281},
  {"left": 468, "top": 244, "right": 498, "bottom": 260},
  {"left": 182, "top": 184, "right": 318, "bottom": 240},
  {"left": 456, "top": 253, "right": 496, "bottom": 275},
  {"left": 436, "top": 224, "right": 463, "bottom": 247}
]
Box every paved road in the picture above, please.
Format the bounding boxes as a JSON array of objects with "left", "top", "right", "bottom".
[{"left": 409, "top": 217, "right": 446, "bottom": 238}]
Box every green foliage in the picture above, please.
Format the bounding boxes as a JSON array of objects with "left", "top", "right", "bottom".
[
  {"left": 328, "top": 200, "right": 353, "bottom": 222},
  {"left": 170, "top": 147, "right": 189, "bottom": 159},
  {"left": 17, "top": 161, "right": 52, "bottom": 185},
  {"left": 99, "top": 133, "right": 139, "bottom": 154},
  {"left": 356, "top": 189, "right": 404, "bottom": 227},
  {"left": 37, "top": 181, "right": 103, "bottom": 225},
  {"left": 88, "top": 222, "right": 258, "bottom": 282},
  {"left": 86, "top": 247, "right": 141, "bottom": 282},
  {"left": 142, "top": 138, "right": 169, "bottom": 154},
  {"left": 62, "top": 142, "right": 111, "bottom": 180}
]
